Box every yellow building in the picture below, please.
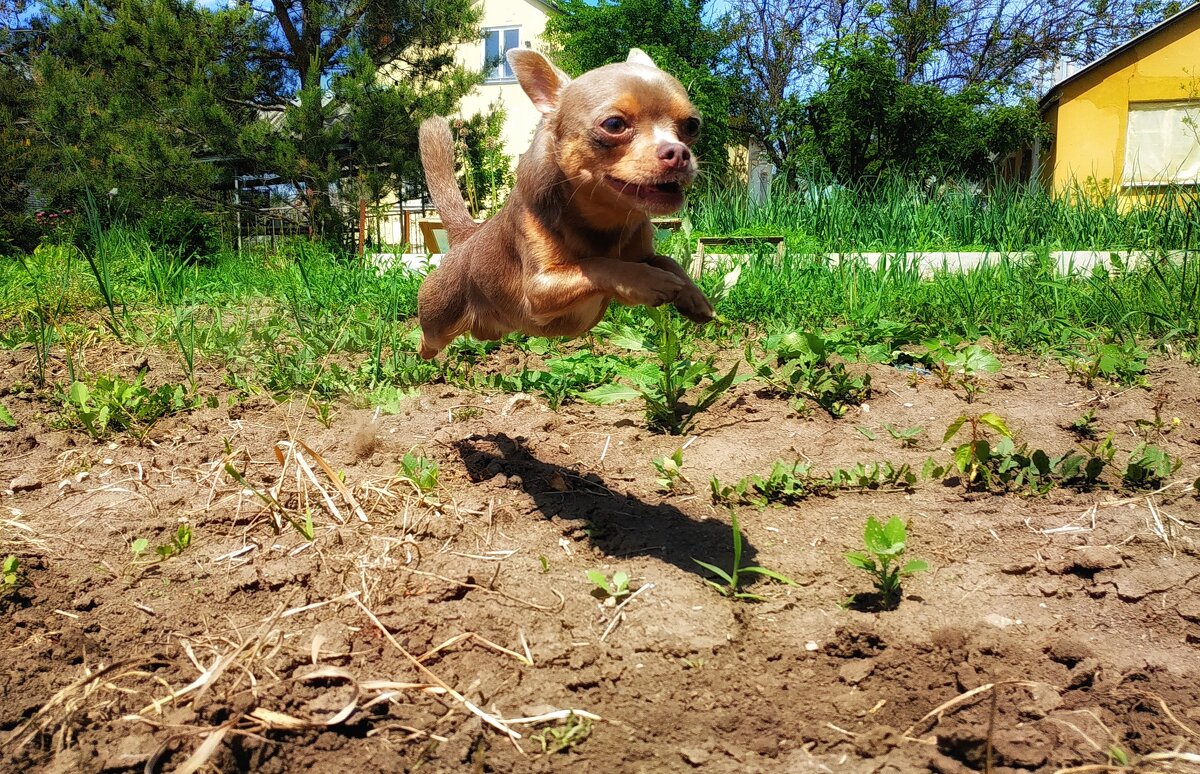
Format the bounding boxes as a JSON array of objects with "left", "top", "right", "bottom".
[
  {"left": 455, "top": 0, "right": 559, "bottom": 164},
  {"left": 1039, "top": 3, "right": 1200, "bottom": 196}
]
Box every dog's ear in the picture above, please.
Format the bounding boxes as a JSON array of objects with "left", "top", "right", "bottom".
[
  {"left": 508, "top": 50, "right": 571, "bottom": 115},
  {"left": 626, "top": 48, "right": 659, "bottom": 69}
]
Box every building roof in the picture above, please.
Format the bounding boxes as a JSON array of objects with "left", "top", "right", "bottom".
[{"left": 1039, "top": 2, "right": 1200, "bottom": 109}]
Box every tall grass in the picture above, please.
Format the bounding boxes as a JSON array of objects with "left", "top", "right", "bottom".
[{"left": 689, "top": 178, "right": 1200, "bottom": 252}]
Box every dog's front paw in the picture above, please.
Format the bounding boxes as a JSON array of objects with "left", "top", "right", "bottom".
[
  {"left": 673, "top": 285, "right": 715, "bottom": 324},
  {"left": 617, "top": 266, "right": 685, "bottom": 308}
]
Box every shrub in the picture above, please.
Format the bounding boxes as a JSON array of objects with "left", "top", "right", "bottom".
[{"left": 139, "top": 197, "right": 221, "bottom": 261}]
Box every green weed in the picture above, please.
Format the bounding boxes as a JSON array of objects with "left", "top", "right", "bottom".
[
  {"left": 531, "top": 714, "right": 593, "bottom": 754},
  {"left": 746, "top": 331, "right": 870, "bottom": 417},
  {"left": 845, "top": 516, "right": 927, "bottom": 610},
  {"left": 1122, "top": 443, "right": 1182, "bottom": 489},
  {"left": 586, "top": 569, "right": 630, "bottom": 601},
  {"left": 397, "top": 452, "right": 439, "bottom": 499},
  {"left": 581, "top": 308, "right": 742, "bottom": 434},
  {"left": 2, "top": 555, "right": 21, "bottom": 591},
  {"left": 693, "top": 510, "right": 797, "bottom": 601},
  {"left": 64, "top": 373, "right": 197, "bottom": 440},
  {"left": 652, "top": 448, "right": 689, "bottom": 493}
]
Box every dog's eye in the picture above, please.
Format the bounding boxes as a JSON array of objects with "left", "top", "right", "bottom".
[
  {"left": 599, "top": 117, "right": 627, "bottom": 135},
  {"left": 681, "top": 117, "right": 701, "bottom": 137}
]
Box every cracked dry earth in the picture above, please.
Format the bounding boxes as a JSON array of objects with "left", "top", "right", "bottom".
[{"left": 2, "top": 344, "right": 1200, "bottom": 773}]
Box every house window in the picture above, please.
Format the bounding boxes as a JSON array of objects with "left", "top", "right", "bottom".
[
  {"left": 483, "top": 27, "right": 521, "bottom": 82},
  {"left": 1122, "top": 100, "right": 1200, "bottom": 186}
]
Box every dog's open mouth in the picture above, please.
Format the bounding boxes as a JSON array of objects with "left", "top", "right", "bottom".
[{"left": 605, "top": 176, "right": 686, "bottom": 203}]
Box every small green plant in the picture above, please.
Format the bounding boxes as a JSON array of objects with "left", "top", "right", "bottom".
[
  {"left": 0, "top": 401, "right": 16, "bottom": 429},
  {"left": 531, "top": 713, "right": 593, "bottom": 754},
  {"left": 586, "top": 569, "right": 630, "bottom": 600},
  {"left": 1122, "top": 443, "right": 1182, "bottom": 489},
  {"left": 746, "top": 331, "right": 870, "bottom": 417},
  {"left": 652, "top": 448, "right": 690, "bottom": 493},
  {"left": 693, "top": 509, "right": 797, "bottom": 601},
  {"left": 538, "top": 555, "right": 550, "bottom": 573},
  {"left": 476, "top": 350, "right": 626, "bottom": 409},
  {"left": 2, "top": 555, "right": 21, "bottom": 591},
  {"left": 581, "top": 308, "right": 743, "bottom": 434},
  {"left": 845, "top": 516, "right": 928, "bottom": 610},
  {"left": 397, "top": 452, "right": 439, "bottom": 498},
  {"left": 953, "top": 344, "right": 1000, "bottom": 401},
  {"left": 712, "top": 459, "right": 917, "bottom": 506},
  {"left": 311, "top": 398, "right": 335, "bottom": 429},
  {"left": 1069, "top": 409, "right": 1098, "bottom": 438},
  {"left": 131, "top": 524, "right": 192, "bottom": 563},
  {"left": 939, "top": 412, "right": 1012, "bottom": 489},
  {"left": 156, "top": 524, "right": 192, "bottom": 559},
  {"left": 1065, "top": 340, "right": 1148, "bottom": 389},
  {"left": 884, "top": 424, "right": 924, "bottom": 448},
  {"left": 64, "top": 373, "right": 197, "bottom": 440}
]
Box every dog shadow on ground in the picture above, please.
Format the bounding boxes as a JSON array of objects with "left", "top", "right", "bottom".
[{"left": 453, "top": 432, "right": 758, "bottom": 579}]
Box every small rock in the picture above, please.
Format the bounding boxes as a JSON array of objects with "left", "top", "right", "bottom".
[
  {"left": 1178, "top": 598, "right": 1200, "bottom": 623},
  {"left": 1071, "top": 546, "right": 1124, "bottom": 571},
  {"left": 1001, "top": 560, "right": 1035, "bottom": 575},
  {"left": 1017, "top": 684, "right": 1062, "bottom": 719},
  {"left": 679, "top": 747, "right": 710, "bottom": 767},
  {"left": 983, "top": 613, "right": 1021, "bottom": 629},
  {"left": 1035, "top": 579, "right": 1059, "bottom": 597},
  {"left": 1115, "top": 576, "right": 1150, "bottom": 601},
  {"left": 838, "top": 659, "right": 875, "bottom": 685},
  {"left": 9, "top": 475, "right": 41, "bottom": 493}
]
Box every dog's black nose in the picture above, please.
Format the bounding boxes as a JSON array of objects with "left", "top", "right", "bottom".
[{"left": 657, "top": 142, "right": 691, "bottom": 170}]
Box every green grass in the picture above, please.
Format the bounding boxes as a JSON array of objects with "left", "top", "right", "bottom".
[
  {"left": 1, "top": 183, "right": 1198, "bottom": 429},
  {"left": 688, "top": 178, "right": 1200, "bottom": 253}
]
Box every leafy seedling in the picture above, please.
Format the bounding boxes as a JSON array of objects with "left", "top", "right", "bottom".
[
  {"left": 884, "top": 424, "right": 924, "bottom": 448},
  {"left": 693, "top": 509, "right": 797, "bottom": 601},
  {"left": 1069, "top": 409, "right": 1098, "bottom": 438},
  {"left": 156, "top": 524, "right": 192, "bottom": 559},
  {"left": 531, "top": 713, "right": 593, "bottom": 754},
  {"left": 652, "top": 448, "right": 690, "bottom": 493},
  {"left": 845, "top": 516, "right": 927, "bottom": 610},
  {"left": 397, "top": 452, "right": 439, "bottom": 500},
  {"left": 582, "top": 307, "right": 744, "bottom": 434},
  {"left": 2, "top": 555, "right": 21, "bottom": 590},
  {"left": 587, "top": 569, "right": 630, "bottom": 601},
  {"left": 941, "top": 412, "right": 1012, "bottom": 489},
  {"left": 0, "top": 401, "right": 16, "bottom": 429},
  {"left": 1122, "top": 443, "right": 1182, "bottom": 489},
  {"left": 311, "top": 398, "right": 335, "bottom": 429},
  {"left": 130, "top": 525, "right": 192, "bottom": 564}
]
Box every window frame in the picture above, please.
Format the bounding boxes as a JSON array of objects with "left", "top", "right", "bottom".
[
  {"left": 482, "top": 26, "right": 521, "bottom": 83},
  {"left": 1121, "top": 99, "right": 1200, "bottom": 188}
]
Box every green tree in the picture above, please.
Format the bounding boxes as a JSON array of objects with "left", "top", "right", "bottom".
[
  {"left": 28, "top": 0, "right": 269, "bottom": 216},
  {"left": 804, "top": 36, "right": 1047, "bottom": 184},
  {"left": 0, "top": 28, "right": 37, "bottom": 251},
  {"left": 719, "top": 0, "right": 1190, "bottom": 176},
  {"left": 247, "top": 0, "right": 482, "bottom": 239},
  {"left": 544, "top": 0, "right": 733, "bottom": 182}
]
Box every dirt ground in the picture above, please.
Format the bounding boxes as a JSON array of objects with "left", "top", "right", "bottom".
[{"left": 2, "top": 342, "right": 1200, "bottom": 773}]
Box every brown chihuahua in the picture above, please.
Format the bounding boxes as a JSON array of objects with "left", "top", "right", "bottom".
[{"left": 415, "top": 47, "right": 714, "bottom": 359}]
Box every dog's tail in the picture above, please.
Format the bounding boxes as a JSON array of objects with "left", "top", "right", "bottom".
[{"left": 419, "top": 117, "right": 479, "bottom": 245}]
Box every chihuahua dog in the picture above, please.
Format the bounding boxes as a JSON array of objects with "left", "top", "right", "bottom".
[{"left": 415, "top": 47, "right": 714, "bottom": 359}]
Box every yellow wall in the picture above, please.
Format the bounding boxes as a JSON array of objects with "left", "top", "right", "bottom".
[
  {"left": 455, "top": 0, "right": 554, "bottom": 164},
  {"left": 1043, "top": 9, "right": 1200, "bottom": 195}
]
